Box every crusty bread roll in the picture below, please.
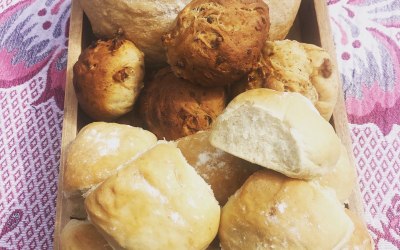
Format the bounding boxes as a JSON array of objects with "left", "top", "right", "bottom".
[
  {"left": 78, "top": 0, "right": 190, "bottom": 65},
  {"left": 210, "top": 88, "right": 341, "bottom": 179},
  {"left": 343, "top": 210, "right": 374, "bottom": 250},
  {"left": 219, "top": 170, "right": 354, "bottom": 250},
  {"left": 60, "top": 220, "right": 111, "bottom": 250},
  {"left": 232, "top": 40, "right": 338, "bottom": 120},
  {"left": 85, "top": 143, "right": 220, "bottom": 250},
  {"left": 163, "top": 0, "right": 270, "bottom": 87},
  {"left": 64, "top": 122, "right": 157, "bottom": 196},
  {"left": 73, "top": 38, "right": 145, "bottom": 121},
  {"left": 177, "top": 131, "right": 260, "bottom": 205},
  {"left": 263, "top": 0, "right": 301, "bottom": 40},
  {"left": 317, "top": 144, "right": 356, "bottom": 202},
  {"left": 140, "top": 68, "right": 226, "bottom": 140}
]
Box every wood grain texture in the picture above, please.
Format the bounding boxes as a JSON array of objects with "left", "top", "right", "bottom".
[
  {"left": 53, "top": 0, "right": 83, "bottom": 249},
  {"left": 312, "top": 0, "right": 366, "bottom": 219},
  {"left": 54, "top": 0, "right": 366, "bottom": 248}
]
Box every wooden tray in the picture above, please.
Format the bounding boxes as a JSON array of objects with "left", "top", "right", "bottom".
[{"left": 53, "top": 0, "right": 366, "bottom": 248}]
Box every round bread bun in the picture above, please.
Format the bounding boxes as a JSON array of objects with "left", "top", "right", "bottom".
[
  {"left": 343, "top": 209, "right": 374, "bottom": 250},
  {"left": 162, "top": 0, "right": 270, "bottom": 87},
  {"left": 73, "top": 38, "right": 145, "bottom": 121},
  {"left": 139, "top": 68, "right": 226, "bottom": 140},
  {"left": 60, "top": 220, "right": 111, "bottom": 250},
  {"left": 78, "top": 0, "right": 190, "bottom": 65},
  {"left": 263, "top": 0, "right": 301, "bottom": 40},
  {"left": 64, "top": 122, "right": 157, "bottom": 196},
  {"left": 231, "top": 40, "right": 338, "bottom": 120},
  {"left": 317, "top": 144, "right": 356, "bottom": 202},
  {"left": 177, "top": 131, "right": 261, "bottom": 205},
  {"left": 219, "top": 170, "right": 354, "bottom": 249},
  {"left": 85, "top": 143, "right": 220, "bottom": 250},
  {"left": 210, "top": 88, "right": 341, "bottom": 179}
]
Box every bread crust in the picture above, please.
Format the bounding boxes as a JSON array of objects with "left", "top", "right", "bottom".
[{"left": 163, "top": 0, "right": 270, "bottom": 87}]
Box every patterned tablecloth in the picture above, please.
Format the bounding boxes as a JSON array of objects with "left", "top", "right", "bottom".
[{"left": 0, "top": 0, "right": 399, "bottom": 249}]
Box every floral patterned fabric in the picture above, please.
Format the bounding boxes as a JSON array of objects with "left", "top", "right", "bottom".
[{"left": 0, "top": 0, "right": 399, "bottom": 249}]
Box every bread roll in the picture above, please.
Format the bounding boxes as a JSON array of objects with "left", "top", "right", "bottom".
[
  {"left": 85, "top": 143, "right": 220, "bottom": 250},
  {"left": 64, "top": 122, "right": 157, "bottom": 196},
  {"left": 231, "top": 40, "right": 338, "bottom": 120},
  {"left": 78, "top": 0, "right": 190, "bottom": 65},
  {"left": 317, "top": 144, "right": 356, "bottom": 202},
  {"left": 210, "top": 88, "right": 341, "bottom": 179},
  {"left": 140, "top": 68, "right": 226, "bottom": 140},
  {"left": 163, "top": 0, "right": 270, "bottom": 87},
  {"left": 263, "top": 0, "right": 301, "bottom": 40},
  {"left": 177, "top": 131, "right": 260, "bottom": 205},
  {"left": 60, "top": 220, "right": 111, "bottom": 250},
  {"left": 219, "top": 170, "right": 354, "bottom": 250},
  {"left": 343, "top": 210, "right": 374, "bottom": 250},
  {"left": 73, "top": 38, "right": 145, "bottom": 121}
]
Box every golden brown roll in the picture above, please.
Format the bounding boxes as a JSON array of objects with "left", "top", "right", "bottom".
[
  {"left": 73, "top": 38, "right": 145, "bottom": 121},
  {"left": 317, "top": 144, "right": 356, "bottom": 202},
  {"left": 85, "top": 143, "right": 220, "bottom": 250},
  {"left": 263, "top": 0, "right": 301, "bottom": 40},
  {"left": 64, "top": 122, "right": 157, "bottom": 196},
  {"left": 140, "top": 68, "right": 226, "bottom": 140},
  {"left": 219, "top": 170, "right": 354, "bottom": 250},
  {"left": 163, "top": 0, "right": 270, "bottom": 87},
  {"left": 177, "top": 131, "right": 260, "bottom": 205},
  {"left": 78, "top": 0, "right": 191, "bottom": 65},
  {"left": 60, "top": 220, "right": 111, "bottom": 250},
  {"left": 343, "top": 210, "right": 374, "bottom": 250},
  {"left": 232, "top": 40, "right": 338, "bottom": 120}
]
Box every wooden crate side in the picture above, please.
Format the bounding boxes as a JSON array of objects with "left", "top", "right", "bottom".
[
  {"left": 312, "top": 0, "right": 365, "bottom": 219},
  {"left": 53, "top": 0, "right": 83, "bottom": 249}
]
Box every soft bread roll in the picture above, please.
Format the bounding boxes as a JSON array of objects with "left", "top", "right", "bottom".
[
  {"left": 177, "top": 131, "right": 260, "bottom": 205},
  {"left": 73, "top": 38, "right": 145, "bottom": 121},
  {"left": 232, "top": 40, "right": 338, "bottom": 120},
  {"left": 210, "top": 89, "right": 341, "bottom": 179},
  {"left": 140, "top": 68, "right": 226, "bottom": 140},
  {"left": 85, "top": 143, "right": 220, "bottom": 250},
  {"left": 219, "top": 170, "right": 354, "bottom": 250},
  {"left": 343, "top": 210, "right": 374, "bottom": 250},
  {"left": 78, "top": 0, "right": 190, "bottom": 65},
  {"left": 60, "top": 220, "right": 111, "bottom": 250},
  {"left": 64, "top": 122, "right": 157, "bottom": 196},
  {"left": 263, "top": 0, "right": 301, "bottom": 40},
  {"left": 317, "top": 144, "right": 356, "bottom": 202},
  {"left": 163, "top": 0, "right": 270, "bottom": 87}
]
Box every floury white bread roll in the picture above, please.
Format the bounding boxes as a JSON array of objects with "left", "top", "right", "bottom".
[
  {"left": 60, "top": 220, "right": 111, "bottom": 250},
  {"left": 177, "top": 131, "right": 260, "bottom": 206},
  {"left": 317, "top": 144, "right": 356, "bottom": 202},
  {"left": 219, "top": 170, "right": 354, "bottom": 250},
  {"left": 209, "top": 89, "right": 341, "bottom": 179},
  {"left": 78, "top": 0, "right": 191, "bottom": 65},
  {"left": 85, "top": 143, "right": 220, "bottom": 250},
  {"left": 64, "top": 122, "right": 157, "bottom": 196},
  {"left": 343, "top": 210, "right": 374, "bottom": 250}
]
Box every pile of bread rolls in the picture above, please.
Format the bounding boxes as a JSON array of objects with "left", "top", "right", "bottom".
[{"left": 63, "top": 0, "right": 374, "bottom": 249}]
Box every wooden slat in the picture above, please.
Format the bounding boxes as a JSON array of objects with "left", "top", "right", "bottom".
[
  {"left": 313, "top": 0, "right": 365, "bottom": 219},
  {"left": 53, "top": 1, "right": 83, "bottom": 249}
]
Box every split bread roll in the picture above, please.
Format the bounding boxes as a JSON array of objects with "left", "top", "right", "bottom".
[
  {"left": 60, "top": 220, "right": 111, "bottom": 250},
  {"left": 210, "top": 89, "right": 341, "bottom": 179},
  {"left": 85, "top": 143, "right": 220, "bottom": 250},
  {"left": 317, "top": 144, "right": 356, "bottom": 202},
  {"left": 219, "top": 170, "right": 354, "bottom": 249},
  {"left": 177, "top": 131, "right": 260, "bottom": 206},
  {"left": 78, "top": 0, "right": 190, "bottom": 65}
]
